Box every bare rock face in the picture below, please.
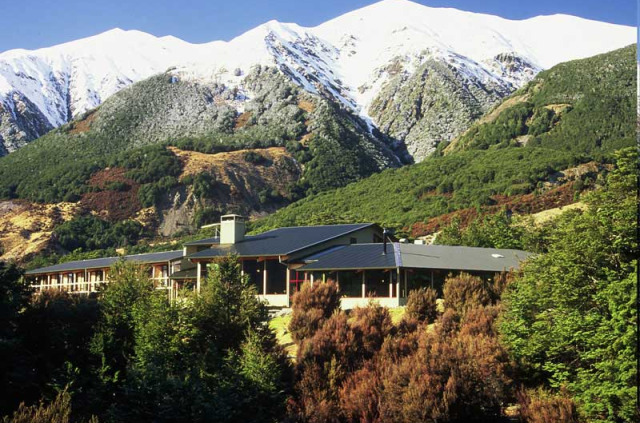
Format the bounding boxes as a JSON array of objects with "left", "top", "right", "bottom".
[
  {"left": 156, "top": 147, "right": 303, "bottom": 236},
  {"left": 0, "top": 92, "right": 54, "bottom": 155},
  {"left": 368, "top": 57, "right": 516, "bottom": 162}
]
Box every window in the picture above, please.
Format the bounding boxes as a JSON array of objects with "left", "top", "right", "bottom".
[
  {"left": 350, "top": 237, "right": 357, "bottom": 244},
  {"left": 265, "top": 260, "right": 286, "bottom": 294},
  {"left": 365, "top": 269, "right": 389, "bottom": 297},
  {"left": 338, "top": 271, "right": 361, "bottom": 297},
  {"left": 242, "top": 259, "right": 263, "bottom": 294},
  {"left": 289, "top": 270, "right": 305, "bottom": 294}
]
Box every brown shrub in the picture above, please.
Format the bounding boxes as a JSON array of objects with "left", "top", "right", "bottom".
[
  {"left": 339, "top": 363, "right": 383, "bottom": 423},
  {"left": 293, "top": 312, "right": 357, "bottom": 423},
  {"left": 289, "top": 281, "right": 340, "bottom": 343},
  {"left": 459, "top": 305, "right": 501, "bottom": 338},
  {"left": 435, "top": 308, "right": 460, "bottom": 336},
  {"left": 443, "top": 273, "right": 493, "bottom": 316},
  {"left": 517, "top": 387, "right": 578, "bottom": 423},
  {"left": 379, "top": 324, "right": 511, "bottom": 422},
  {"left": 350, "top": 302, "right": 393, "bottom": 359},
  {"left": 4, "top": 388, "right": 98, "bottom": 423},
  {"left": 290, "top": 362, "right": 342, "bottom": 423},
  {"left": 297, "top": 312, "right": 357, "bottom": 373},
  {"left": 405, "top": 287, "right": 438, "bottom": 323},
  {"left": 490, "top": 271, "right": 512, "bottom": 300},
  {"left": 379, "top": 317, "right": 420, "bottom": 361}
]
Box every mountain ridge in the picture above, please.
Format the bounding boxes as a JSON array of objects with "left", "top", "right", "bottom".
[{"left": 0, "top": 0, "right": 634, "bottom": 159}]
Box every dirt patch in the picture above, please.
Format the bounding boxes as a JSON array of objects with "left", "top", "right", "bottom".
[
  {"left": 299, "top": 132, "right": 314, "bottom": 146},
  {"left": 0, "top": 200, "right": 82, "bottom": 263},
  {"left": 234, "top": 111, "right": 252, "bottom": 129},
  {"left": 69, "top": 110, "right": 97, "bottom": 134},
  {"left": 168, "top": 146, "right": 294, "bottom": 182},
  {"left": 297, "top": 99, "right": 316, "bottom": 114},
  {"left": 80, "top": 167, "right": 142, "bottom": 221},
  {"left": 529, "top": 202, "right": 587, "bottom": 225},
  {"left": 544, "top": 103, "right": 572, "bottom": 114}
]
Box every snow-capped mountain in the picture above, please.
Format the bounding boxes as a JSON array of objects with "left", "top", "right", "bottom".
[{"left": 0, "top": 0, "right": 634, "bottom": 158}]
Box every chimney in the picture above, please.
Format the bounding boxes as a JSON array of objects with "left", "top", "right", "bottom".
[
  {"left": 382, "top": 228, "right": 390, "bottom": 255},
  {"left": 220, "top": 214, "right": 245, "bottom": 244}
]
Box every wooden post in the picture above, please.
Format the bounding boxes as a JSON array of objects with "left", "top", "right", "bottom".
[
  {"left": 263, "top": 260, "right": 267, "bottom": 296},
  {"left": 396, "top": 268, "right": 401, "bottom": 299},
  {"left": 196, "top": 262, "right": 202, "bottom": 293},
  {"left": 285, "top": 265, "right": 290, "bottom": 307},
  {"left": 404, "top": 270, "right": 408, "bottom": 298}
]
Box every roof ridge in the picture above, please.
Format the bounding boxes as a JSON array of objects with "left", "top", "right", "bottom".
[
  {"left": 265, "top": 222, "right": 373, "bottom": 230},
  {"left": 393, "top": 242, "right": 402, "bottom": 267},
  {"left": 284, "top": 223, "right": 375, "bottom": 255}
]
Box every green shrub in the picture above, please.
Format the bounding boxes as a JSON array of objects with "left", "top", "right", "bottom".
[{"left": 243, "top": 151, "right": 267, "bottom": 164}]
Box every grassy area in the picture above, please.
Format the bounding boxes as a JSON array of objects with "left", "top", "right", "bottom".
[
  {"left": 388, "top": 306, "right": 406, "bottom": 324},
  {"left": 269, "top": 312, "right": 297, "bottom": 359},
  {"left": 529, "top": 202, "right": 586, "bottom": 224}
]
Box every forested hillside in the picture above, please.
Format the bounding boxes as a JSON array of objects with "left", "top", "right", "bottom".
[
  {"left": 252, "top": 45, "right": 636, "bottom": 233},
  {"left": 1, "top": 148, "right": 636, "bottom": 423}
]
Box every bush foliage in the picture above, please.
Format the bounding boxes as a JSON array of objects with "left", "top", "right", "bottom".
[
  {"left": 288, "top": 281, "right": 340, "bottom": 343},
  {"left": 405, "top": 287, "right": 438, "bottom": 323}
]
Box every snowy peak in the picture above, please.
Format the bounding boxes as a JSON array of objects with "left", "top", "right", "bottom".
[{"left": 0, "top": 0, "right": 635, "bottom": 156}]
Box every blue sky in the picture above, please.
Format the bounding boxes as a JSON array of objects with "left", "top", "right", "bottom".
[{"left": 0, "top": 0, "right": 635, "bottom": 53}]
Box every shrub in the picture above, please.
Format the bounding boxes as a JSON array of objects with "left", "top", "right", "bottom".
[
  {"left": 104, "top": 181, "right": 129, "bottom": 192},
  {"left": 294, "top": 313, "right": 356, "bottom": 423},
  {"left": 191, "top": 172, "right": 218, "bottom": 200},
  {"left": 288, "top": 281, "right": 340, "bottom": 343},
  {"left": 350, "top": 303, "right": 393, "bottom": 359},
  {"left": 53, "top": 215, "right": 146, "bottom": 252},
  {"left": 243, "top": 151, "right": 266, "bottom": 165},
  {"left": 379, "top": 326, "right": 511, "bottom": 422},
  {"left": 405, "top": 287, "right": 438, "bottom": 323},
  {"left": 338, "top": 363, "right": 382, "bottom": 423},
  {"left": 436, "top": 308, "right": 460, "bottom": 336},
  {"left": 459, "top": 305, "right": 501, "bottom": 338},
  {"left": 517, "top": 388, "right": 578, "bottom": 423},
  {"left": 4, "top": 389, "right": 74, "bottom": 423},
  {"left": 443, "top": 273, "right": 493, "bottom": 316}
]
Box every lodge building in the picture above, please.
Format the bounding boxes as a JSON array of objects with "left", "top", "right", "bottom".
[{"left": 25, "top": 215, "right": 532, "bottom": 308}]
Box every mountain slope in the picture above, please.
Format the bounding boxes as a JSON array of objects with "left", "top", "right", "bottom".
[
  {"left": 0, "top": 0, "right": 634, "bottom": 159},
  {"left": 0, "top": 65, "right": 400, "bottom": 207},
  {"left": 251, "top": 45, "right": 637, "bottom": 233},
  {"left": 368, "top": 55, "right": 518, "bottom": 159},
  {"left": 446, "top": 44, "right": 636, "bottom": 155}
]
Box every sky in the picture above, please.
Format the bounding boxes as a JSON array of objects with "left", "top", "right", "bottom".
[{"left": 0, "top": 0, "right": 636, "bottom": 53}]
